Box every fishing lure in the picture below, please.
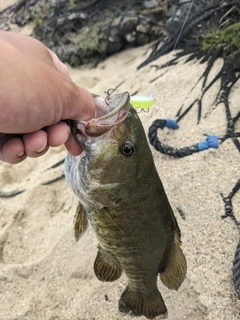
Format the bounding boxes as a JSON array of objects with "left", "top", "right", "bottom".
[
  {"left": 130, "top": 94, "right": 156, "bottom": 109},
  {"left": 104, "top": 89, "right": 156, "bottom": 110}
]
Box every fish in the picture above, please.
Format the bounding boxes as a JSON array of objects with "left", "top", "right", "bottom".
[{"left": 64, "top": 91, "right": 187, "bottom": 319}]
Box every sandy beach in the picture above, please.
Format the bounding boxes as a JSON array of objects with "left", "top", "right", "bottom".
[{"left": 0, "top": 1, "right": 240, "bottom": 319}]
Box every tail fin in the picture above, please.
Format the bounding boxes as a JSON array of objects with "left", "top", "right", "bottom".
[{"left": 118, "top": 285, "right": 168, "bottom": 319}]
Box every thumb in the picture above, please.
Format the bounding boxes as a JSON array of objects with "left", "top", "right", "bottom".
[
  {"left": 47, "top": 49, "right": 96, "bottom": 121},
  {"left": 61, "top": 85, "right": 96, "bottom": 122}
]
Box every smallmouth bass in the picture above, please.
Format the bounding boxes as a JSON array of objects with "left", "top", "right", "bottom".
[{"left": 64, "top": 91, "right": 187, "bottom": 319}]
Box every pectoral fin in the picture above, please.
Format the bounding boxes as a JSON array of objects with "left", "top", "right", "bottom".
[
  {"left": 94, "top": 245, "right": 122, "bottom": 282},
  {"left": 159, "top": 230, "right": 187, "bottom": 290},
  {"left": 74, "top": 202, "right": 88, "bottom": 242}
]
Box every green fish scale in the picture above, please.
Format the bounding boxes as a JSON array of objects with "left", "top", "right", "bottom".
[{"left": 85, "top": 189, "right": 173, "bottom": 296}]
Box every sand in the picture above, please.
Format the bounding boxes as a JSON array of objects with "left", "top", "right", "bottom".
[{"left": 0, "top": 2, "right": 240, "bottom": 320}]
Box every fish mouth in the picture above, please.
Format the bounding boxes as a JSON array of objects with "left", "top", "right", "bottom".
[{"left": 75, "top": 92, "right": 130, "bottom": 137}]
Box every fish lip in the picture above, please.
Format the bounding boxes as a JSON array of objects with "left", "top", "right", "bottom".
[{"left": 76, "top": 92, "right": 130, "bottom": 137}]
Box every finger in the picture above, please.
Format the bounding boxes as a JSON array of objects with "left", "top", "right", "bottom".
[
  {"left": 23, "top": 130, "right": 49, "bottom": 157},
  {"left": 0, "top": 137, "right": 27, "bottom": 164},
  {"left": 45, "top": 122, "right": 70, "bottom": 147},
  {"left": 64, "top": 133, "right": 83, "bottom": 156},
  {"left": 46, "top": 121, "right": 83, "bottom": 155}
]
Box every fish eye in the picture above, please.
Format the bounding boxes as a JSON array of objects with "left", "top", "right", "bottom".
[{"left": 120, "top": 142, "right": 135, "bottom": 156}]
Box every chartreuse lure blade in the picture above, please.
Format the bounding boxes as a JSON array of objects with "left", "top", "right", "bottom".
[{"left": 130, "top": 94, "right": 156, "bottom": 109}]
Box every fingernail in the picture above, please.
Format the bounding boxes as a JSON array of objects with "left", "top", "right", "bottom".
[
  {"left": 36, "top": 143, "right": 47, "bottom": 153},
  {"left": 17, "top": 151, "right": 25, "bottom": 157}
]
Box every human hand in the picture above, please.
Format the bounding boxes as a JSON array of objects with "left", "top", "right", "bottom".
[{"left": 0, "top": 31, "right": 95, "bottom": 164}]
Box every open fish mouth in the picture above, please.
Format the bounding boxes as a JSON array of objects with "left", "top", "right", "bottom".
[{"left": 75, "top": 92, "right": 130, "bottom": 137}]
